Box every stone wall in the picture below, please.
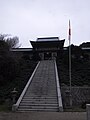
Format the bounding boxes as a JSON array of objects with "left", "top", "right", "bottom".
[{"left": 61, "top": 87, "right": 90, "bottom": 108}]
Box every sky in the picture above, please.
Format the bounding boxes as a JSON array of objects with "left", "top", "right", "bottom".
[{"left": 0, "top": 0, "right": 90, "bottom": 48}]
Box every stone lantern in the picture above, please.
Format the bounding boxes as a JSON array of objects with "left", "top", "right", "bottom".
[{"left": 11, "top": 88, "right": 18, "bottom": 104}]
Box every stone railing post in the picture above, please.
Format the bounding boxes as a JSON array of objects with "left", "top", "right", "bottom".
[{"left": 87, "top": 104, "right": 90, "bottom": 120}]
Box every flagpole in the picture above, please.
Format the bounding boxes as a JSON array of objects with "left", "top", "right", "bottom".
[{"left": 68, "top": 20, "right": 72, "bottom": 107}]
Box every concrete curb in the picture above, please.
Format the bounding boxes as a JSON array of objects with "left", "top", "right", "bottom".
[{"left": 54, "top": 60, "right": 63, "bottom": 112}]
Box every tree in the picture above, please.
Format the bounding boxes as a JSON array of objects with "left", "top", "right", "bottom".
[
  {"left": 71, "top": 44, "right": 83, "bottom": 57},
  {"left": 0, "top": 36, "right": 19, "bottom": 85},
  {"left": 0, "top": 40, "right": 9, "bottom": 55},
  {"left": 6, "top": 36, "right": 20, "bottom": 48},
  {"left": 0, "top": 34, "right": 20, "bottom": 48},
  {"left": 80, "top": 42, "right": 90, "bottom": 47}
]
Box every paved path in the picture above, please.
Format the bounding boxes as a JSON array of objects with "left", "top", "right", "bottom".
[{"left": 0, "top": 112, "right": 86, "bottom": 120}]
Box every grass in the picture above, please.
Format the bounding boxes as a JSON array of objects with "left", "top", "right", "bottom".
[
  {"left": 64, "top": 106, "right": 86, "bottom": 112},
  {"left": 0, "top": 103, "right": 12, "bottom": 112}
]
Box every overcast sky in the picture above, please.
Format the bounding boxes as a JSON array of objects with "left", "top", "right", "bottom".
[{"left": 0, "top": 0, "right": 90, "bottom": 48}]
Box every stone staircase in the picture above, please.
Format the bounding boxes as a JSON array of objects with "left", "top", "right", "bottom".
[{"left": 14, "top": 60, "right": 63, "bottom": 112}]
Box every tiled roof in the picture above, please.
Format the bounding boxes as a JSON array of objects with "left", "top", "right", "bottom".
[
  {"left": 37, "top": 37, "right": 59, "bottom": 41},
  {"left": 10, "top": 48, "right": 33, "bottom": 52}
]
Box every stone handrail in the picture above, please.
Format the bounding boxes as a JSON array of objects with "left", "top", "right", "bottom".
[
  {"left": 12, "top": 61, "right": 40, "bottom": 111},
  {"left": 87, "top": 104, "right": 90, "bottom": 120},
  {"left": 54, "top": 60, "right": 63, "bottom": 112}
]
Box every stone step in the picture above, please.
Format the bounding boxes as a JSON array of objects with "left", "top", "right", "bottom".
[
  {"left": 18, "top": 105, "right": 58, "bottom": 109},
  {"left": 27, "top": 87, "right": 57, "bottom": 89},
  {"left": 17, "top": 60, "right": 60, "bottom": 112},
  {"left": 26, "top": 89, "right": 57, "bottom": 91},
  {"left": 24, "top": 95, "right": 57, "bottom": 97},
  {"left": 23, "top": 96, "right": 57, "bottom": 99},
  {"left": 26, "top": 89, "right": 57, "bottom": 92},
  {"left": 18, "top": 108, "right": 58, "bottom": 112},
  {"left": 22, "top": 99, "right": 57, "bottom": 101},
  {"left": 26, "top": 92, "right": 57, "bottom": 94},
  {"left": 22, "top": 99, "right": 57, "bottom": 102},
  {"left": 20, "top": 103, "right": 58, "bottom": 106},
  {"left": 20, "top": 101, "right": 58, "bottom": 104},
  {"left": 25, "top": 94, "right": 57, "bottom": 96}
]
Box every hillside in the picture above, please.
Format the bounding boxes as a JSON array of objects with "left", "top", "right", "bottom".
[
  {"left": 57, "top": 46, "right": 90, "bottom": 86},
  {"left": 0, "top": 40, "right": 37, "bottom": 110}
]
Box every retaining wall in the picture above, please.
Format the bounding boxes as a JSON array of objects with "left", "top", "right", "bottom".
[{"left": 61, "top": 86, "right": 90, "bottom": 108}]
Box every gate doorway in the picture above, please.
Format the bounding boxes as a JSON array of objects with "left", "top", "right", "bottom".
[{"left": 44, "top": 52, "right": 52, "bottom": 60}]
